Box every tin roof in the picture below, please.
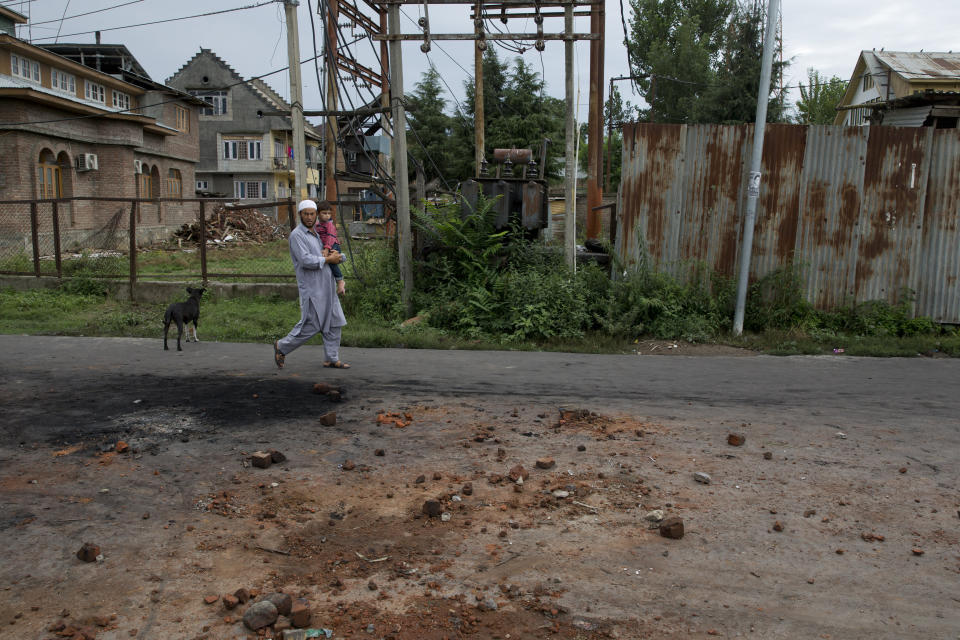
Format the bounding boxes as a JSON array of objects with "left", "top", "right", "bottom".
[{"left": 873, "top": 51, "right": 960, "bottom": 80}]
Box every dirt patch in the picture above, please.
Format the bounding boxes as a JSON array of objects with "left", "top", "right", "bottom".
[{"left": 0, "top": 371, "right": 957, "bottom": 639}]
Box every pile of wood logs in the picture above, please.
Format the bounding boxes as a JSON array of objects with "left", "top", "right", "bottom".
[{"left": 173, "top": 206, "right": 288, "bottom": 244}]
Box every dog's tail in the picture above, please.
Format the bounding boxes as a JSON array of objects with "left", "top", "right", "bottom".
[{"left": 163, "top": 307, "right": 173, "bottom": 325}]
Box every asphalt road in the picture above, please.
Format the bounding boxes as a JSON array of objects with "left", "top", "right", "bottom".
[
  {"left": 2, "top": 335, "right": 959, "bottom": 639},
  {"left": 2, "top": 334, "right": 958, "bottom": 432}
]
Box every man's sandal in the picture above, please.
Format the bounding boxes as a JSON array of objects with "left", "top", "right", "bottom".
[
  {"left": 273, "top": 341, "right": 285, "bottom": 368},
  {"left": 323, "top": 361, "right": 350, "bottom": 369}
]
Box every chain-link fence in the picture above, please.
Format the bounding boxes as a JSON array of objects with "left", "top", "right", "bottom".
[{"left": 0, "top": 197, "right": 298, "bottom": 285}]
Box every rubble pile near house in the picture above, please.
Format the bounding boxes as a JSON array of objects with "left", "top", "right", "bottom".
[{"left": 173, "top": 206, "right": 288, "bottom": 245}]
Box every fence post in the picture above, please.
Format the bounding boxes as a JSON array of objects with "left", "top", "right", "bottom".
[
  {"left": 198, "top": 200, "right": 208, "bottom": 284},
  {"left": 30, "top": 201, "right": 40, "bottom": 277},
  {"left": 288, "top": 197, "right": 296, "bottom": 232},
  {"left": 52, "top": 201, "right": 62, "bottom": 279},
  {"left": 129, "top": 199, "right": 137, "bottom": 300}
]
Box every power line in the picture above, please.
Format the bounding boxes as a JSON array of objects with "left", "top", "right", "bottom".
[
  {"left": 53, "top": 0, "right": 70, "bottom": 42},
  {"left": 27, "top": 0, "right": 144, "bottom": 28},
  {"left": 27, "top": 1, "right": 279, "bottom": 42}
]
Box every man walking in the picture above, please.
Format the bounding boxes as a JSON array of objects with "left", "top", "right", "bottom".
[{"left": 273, "top": 200, "right": 350, "bottom": 369}]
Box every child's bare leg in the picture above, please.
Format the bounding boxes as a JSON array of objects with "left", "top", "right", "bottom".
[{"left": 336, "top": 279, "right": 346, "bottom": 295}]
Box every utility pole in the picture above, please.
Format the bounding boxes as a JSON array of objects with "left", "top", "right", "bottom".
[
  {"left": 563, "top": 1, "right": 575, "bottom": 269},
  {"left": 387, "top": 4, "right": 413, "bottom": 316},
  {"left": 325, "top": 0, "right": 339, "bottom": 202},
  {"left": 585, "top": 0, "right": 604, "bottom": 239},
  {"left": 474, "top": 21, "right": 485, "bottom": 178},
  {"left": 283, "top": 0, "right": 308, "bottom": 200},
  {"left": 732, "top": 0, "right": 780, "bottom": 336}
]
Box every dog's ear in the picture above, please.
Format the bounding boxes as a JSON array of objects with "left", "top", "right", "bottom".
[{"left": 186, "top": 287, "right": 193, "bottom": 295}]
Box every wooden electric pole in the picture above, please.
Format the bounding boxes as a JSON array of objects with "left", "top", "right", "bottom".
[
  {"left": 387, "top": 4, "right": 413, "bottom": 316},
  {"left": 283, "top": 0, "right": 308, "bottom": 200}
]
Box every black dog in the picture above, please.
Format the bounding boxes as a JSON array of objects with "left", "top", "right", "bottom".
[{"left": 163, "top": 286, "right": 206, "bottom": 351}]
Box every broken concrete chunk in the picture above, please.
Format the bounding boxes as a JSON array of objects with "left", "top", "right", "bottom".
[
  {"left": 243, "top": 600, "right": 278, "bottom": 630},
  {"left": 319, "top": 412, "right": 336, "bottom": 426},
  {"left": 261, "top": 592, "right": 292, "bottom": 617},
  {"left": 508, "top": 465, "right": 529, "bottom": 482},
  {"left": 76, "top": 542, "right": 100, "bottom": 563},
  {"left": 290, "top": 598, "right": 311, "bottom": 628},
  {"left": 422, "top": 500, "right": 443, "bottom": 517},
  {"left": 727, "top": 433, "right": 746, "bottom": 446},
  {"left": 644, "top": 509, "right": 664, "bottom": 522},
  {"left": 693, "top": 471, "right": 712, "bottom": 485},
  {"left": 251, "top": 452, "right": 272, "bottom": 468},
  {"left": 659, "top": 517, "right": 685, "bottom": 539},
  {"left": 268, "top": 449, "right": 286, "bottom": 464},
  {"left": 535, "top": 457, "right": 556, "bottom": 470}
]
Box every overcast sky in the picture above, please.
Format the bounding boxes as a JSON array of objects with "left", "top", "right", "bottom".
[{"left": 10, "top": 0, "right": 960, "bottom": 122}]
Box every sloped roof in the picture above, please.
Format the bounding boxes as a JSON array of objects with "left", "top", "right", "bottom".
[{"left": 873, "top": 51, "right": 960, "bottom": 80}]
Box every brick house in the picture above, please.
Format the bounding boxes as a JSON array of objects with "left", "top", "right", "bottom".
[{"left": 0, "top": 9, "right": 205, "bottom": 246}]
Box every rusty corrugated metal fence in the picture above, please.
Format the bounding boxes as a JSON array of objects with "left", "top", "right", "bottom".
[{"left": 617, "top": 123, "right": 960, "bottom": 323}]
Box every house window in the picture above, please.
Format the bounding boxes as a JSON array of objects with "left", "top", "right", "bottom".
[
  {"left": 138, "top": 164, "right": 153, "bottom": 199},
  {"left": 51, "top": 68, "right": 76, "bottom": 94},
  {"left": 11, "top": 54, "right": 41, "bottom": 83},
  {"left": 112, "top": 90, "right": 131, "bottom": 111},
  {"left": 189, "top": 89, "right": 227, "bottom": 115},
  {"left": 234, "top": 181, "right": 268, "bottom": 199},
  {"left": 37, "top": 149, "right": 62, "bottom": 199},
  {"left": 85, "top": 80, "right": 105, "bottom": 104},
  {"left": 175, "top": 105, "right": 190, "bottom": 132},
  {"left": 224, "top": 139, "right": 261, "bottom": 160},
  {"left": 196, "top": 180, "right": 209, "bottom": 191},
  {"left": 862, "top": 74, "right": 873, "bottom": 91},
  {"left": 167, "top": 169, "right": 182, "bottom": 197}
]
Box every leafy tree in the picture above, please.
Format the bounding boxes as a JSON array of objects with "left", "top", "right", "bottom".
[
  {"left": 626, "top": 0, "right": 789, "bottom": 124},
  {"left": 627, "top": 0, "right": 732, "bottom": 123},
  {"left": 795, "top": 68, "right": 847, "bottom": 124},
  {"left": 406, "top": 68, "right": 454, "bottom": 183},
  {"left": 694, "top": 1, "right": 790, "bottom": 123}
]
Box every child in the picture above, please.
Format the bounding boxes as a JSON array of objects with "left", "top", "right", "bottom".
[{"left": 314, "top": 200, "right": 346, "bottom": 295}]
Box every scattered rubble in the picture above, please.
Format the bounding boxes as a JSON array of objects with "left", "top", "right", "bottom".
[
  {"left": 174, "top": 206, "right": 287, "bottom": 245},
  {"left": 251, "top": 452, "right": 273, "bottom": 469},
  {"left": 727, "top": 433, "right": 746, "bottom": 446},
  {"left": 693, "top": 471, "right": 712, "bottom": 484}
]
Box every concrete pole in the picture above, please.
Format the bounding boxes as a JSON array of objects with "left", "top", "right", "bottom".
[
  {"left": 732, "top": 0, "right": 780, "bottom": 336},
  {"left": 325, "top": 0, "right": 339, "bottom": 202},
  {"left": 388, "top": 4, "right": 413, "bottom": 316},
  {"left": 563, "top": 1, "right": 576, "bottom": 269},
  {"left": 474, "top": 23, "right": 485, "bottom": 178},
  {"left": 283, "top": 0, "right": 308, "bottom": 200}
]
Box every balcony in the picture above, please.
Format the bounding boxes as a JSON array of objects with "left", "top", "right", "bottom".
[{"left": 272, "top": 156, "right": 291, "bottom": 171}]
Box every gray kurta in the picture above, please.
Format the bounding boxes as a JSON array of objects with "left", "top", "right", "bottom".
[{"left": 277, "top": 223, "right": 346, "bottom": 358}]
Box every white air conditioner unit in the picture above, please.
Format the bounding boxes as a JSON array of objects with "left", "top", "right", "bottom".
[
  {"left": 134, "top": 160, "right": 143, "bottom": 174},
  {"left": 76, "top": 153, "right": 99, "bottom": 171}
]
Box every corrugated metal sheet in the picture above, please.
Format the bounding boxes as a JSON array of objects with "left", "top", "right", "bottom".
[
  {"left": 618, "top": 122, "right": 960, "bottom": 322},
  {"left": 794, "top": 125, "right": 866, "bottom": 310},
  {"left": 917, "top": 128, "right": 960, "bottom": 322},
  {"left": 882, "top": 106, "right": 933, "bottom": 127},
  {"left": 874, "top": 51, "right": 960, "bottom": 79}
]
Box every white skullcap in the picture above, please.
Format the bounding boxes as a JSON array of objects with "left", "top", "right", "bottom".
[{"left": 297, "top": 199, "right": 318, "bottom": 212}]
